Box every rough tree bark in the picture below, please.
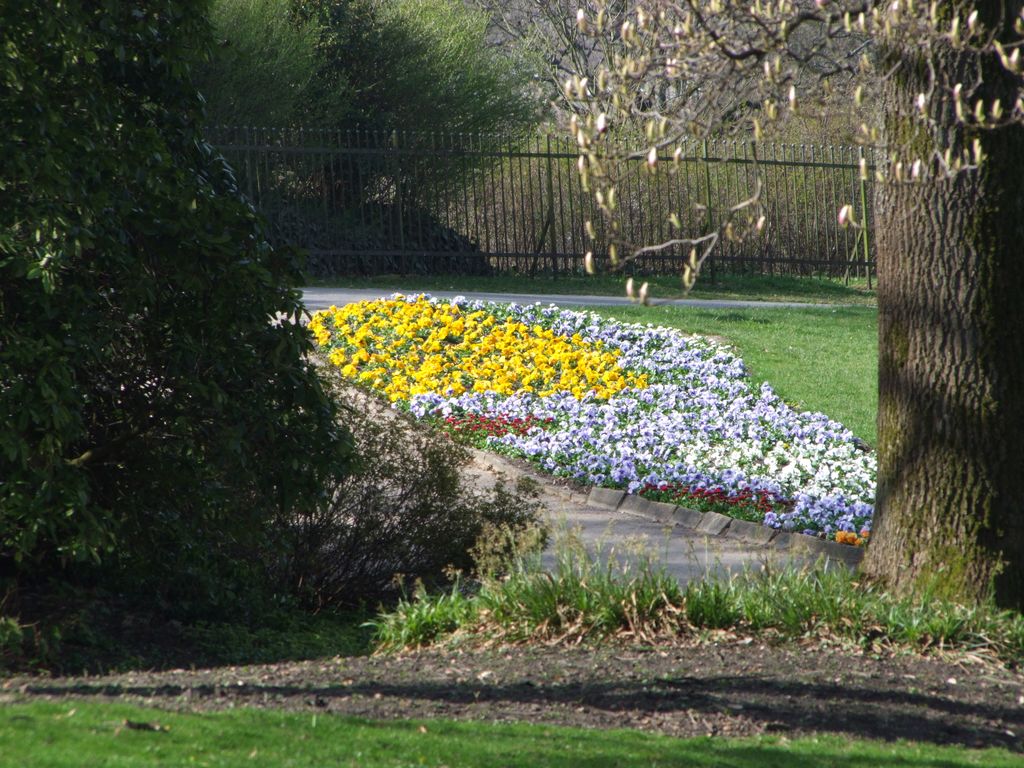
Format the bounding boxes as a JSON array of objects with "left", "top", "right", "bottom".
[{"left": 863, "top": 5, "right": 1024, "bottom": 607}]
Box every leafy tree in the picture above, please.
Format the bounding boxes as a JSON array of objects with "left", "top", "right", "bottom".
[
  {"left": 293, "top": 0, "right": 540, "bottom": 134},
  {"left": 471, "top": 0, "right": 868, "bottom": 142},
  {"left": 567, "top": 1, "right": 1024, "bottom": 608},
  {"left": 198, "top": 0, "right": 540, "bottom": 133},
  {"left": 197, "top": 0, "right": 542, "bottom": 274},
  {"left": 0, "top": 1, "right": 352, "bottom": 610},
  {"left": 193, "top": 0, "right": 323, "bottom": 128}
]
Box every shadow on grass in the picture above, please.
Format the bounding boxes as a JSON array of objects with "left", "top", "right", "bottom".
[
  {"left": 6, "top": 608, "right": 375, "bottom": 676},
  {"left": 1, "top": 701, "right": 1003, "bottom": 768},
  {"left": 24, "top": 671, "right": 1021, "bottom": 752}
]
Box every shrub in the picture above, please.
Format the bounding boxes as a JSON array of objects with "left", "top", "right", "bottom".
[
  {"left": 293, "top": 0, "right": 538, "bottom": 134},
  {"left": 193, "top": 0, "right": 323, "bottom": 127},
  {"left": 277, "top": 382, "right": 546, "bottom": 609},
  {"left": 0, "top": 2, "right": 353, "bottom": 612}
]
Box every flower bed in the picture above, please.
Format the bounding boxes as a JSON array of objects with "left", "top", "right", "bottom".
[
  {"left": 438, "top": 413, "right": 556, "bottom": 448},
  {"left": 311, "top": 294, "right": 876, "bottom": 542}
]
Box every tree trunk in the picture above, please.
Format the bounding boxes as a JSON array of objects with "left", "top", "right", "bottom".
[{"left": 863, "top": 13, "right": 1024, "bottom": 607}]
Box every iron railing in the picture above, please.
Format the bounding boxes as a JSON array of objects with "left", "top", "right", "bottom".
[{"left": 209, "top": 127, "right": 877, "bottom": 281}]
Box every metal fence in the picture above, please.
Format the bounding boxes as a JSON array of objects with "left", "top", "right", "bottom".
[{"left": 209, "top": 127, "right": 877, "bottom": 280}]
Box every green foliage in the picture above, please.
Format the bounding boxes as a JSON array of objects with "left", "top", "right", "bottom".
[
  {"left": 294, "top": 0, "right": 538, "bottom": 134},
  {"left": 0, "top": 2, "right": 352, "bottom": 608},
  {"left": 1, "top": 588, "right": 373, "bottom": 674},
  {"left": 371, "top": 580, "right": 479, "bottom": 650},
  {"left": 372, "top": 534, "right": 1024, "bottom": 664},
  {"left": 197, "top": 0, "right": 539, "bottom": 133},
  {"left": 683, "top": 580, "right": 742, "bottom": 629},
  {"left": 373, "top": 532, "right": 684, "bottom": 650},
  {"left": 194, "top": 0, "right": 322, "bottom": 127},
  {"left": 199, "top": 1, "right": 541, "bottom": 274}
]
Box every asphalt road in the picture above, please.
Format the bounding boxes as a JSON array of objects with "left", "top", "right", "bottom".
[{"left": 299, "top": 287, "right": 836, "bottom": 313}]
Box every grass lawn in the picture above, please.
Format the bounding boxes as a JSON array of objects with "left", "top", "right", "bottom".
[
  {"left": 315, "top": 272, "right": 877, "bottom": 306},
  {"left": 592, "top": 304, "right": 878, "bottom": 444},
  {"left": 2, "top": 701, "right": 1014, "bottom": 768},
  {"left": 5, "top": 607, "right": 374, "bottom": 678}
]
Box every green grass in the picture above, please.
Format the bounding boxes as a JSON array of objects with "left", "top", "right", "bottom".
[
  {"left": 2, "top": 607, "right": 374, "bottom": 676},
  {"left": 373, "top": 536, "right": 682, "bottom": 650},
  {"left": 178, "top": 610, "right": 374, "bottom": 666},
  {"left": 2, "top": 701, "right": 1016, "bottom": 767},
  {"left": 371, "top": 536, "right": 1024, "bottom": 665},
  {"left": 315, "top": 272, "right": 877, "bottom": 306},
  {"left": 592, "top": 304, "right": 878, "bottom": 444}
]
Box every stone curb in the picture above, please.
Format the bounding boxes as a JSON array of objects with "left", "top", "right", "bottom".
[
  {"left": 695, "top": 511, "right": 732, "bottom": 536},
  {"left": 671, "top": 506, "right": 704, "bottom": 528},
  {"left": 588, "top": 487, "right": 626, "bottom": 511},
  {"left": 585, "top": 487, "right": 864, "bottom": 569},
  {"left": 726, "top": 518, "right": 779, "bottom": 545}
]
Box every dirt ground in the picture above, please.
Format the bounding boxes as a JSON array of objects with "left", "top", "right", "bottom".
[{"left": 5, "top": 639, "right": 1023, "bottom": 752}]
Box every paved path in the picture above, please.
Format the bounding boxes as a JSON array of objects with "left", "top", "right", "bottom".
[
  {"left": 300, "top": 287, "right": 838, "bottom": 313},
  {"left": 462, "top": 448, "right": 824, "bottom": 587}
]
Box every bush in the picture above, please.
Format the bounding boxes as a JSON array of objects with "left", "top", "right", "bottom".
[
  {"left": 0, "top": 2, "right": 353, "bottom": 612},
  {"left": 293, "top": 0, "right": 538, "bottom": 134},
  {"left": 278, "top": 382, "right": 546, "bottom": 609},
  {"left": 193, "top": 0, "right": 323, "bottom": 127}
]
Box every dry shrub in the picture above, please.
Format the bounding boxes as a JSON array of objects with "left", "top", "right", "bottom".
[{"left": 279, "top": 382, "right": 545, "bottom": 609}]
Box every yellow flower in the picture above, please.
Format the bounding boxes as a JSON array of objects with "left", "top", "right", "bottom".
[{"left": 316, "top": 297, "right": 647, "bottom": 404}]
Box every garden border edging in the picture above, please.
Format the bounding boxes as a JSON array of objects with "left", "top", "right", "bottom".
[{"left": 586, "top": 488, "right": 864, "bottom": 569}]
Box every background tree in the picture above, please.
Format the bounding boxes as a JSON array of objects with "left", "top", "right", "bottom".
[
  {"left": 0, "top": 0, "right": 353, "bottom": 615},
  {"left": 198, "top": 0, "right": 540, "bottom": 134},
  {"left": 470, "top": 0, "right": 624, "bottom": 121},
  {"left": 192, "top": 0, "right": 323, "bottom": 127},
  {"left": 471, "top": 0, "right": 870, "bottom": 141},
  {"left": 566, "top": 0, "right": 1024, "bottom": 608}
]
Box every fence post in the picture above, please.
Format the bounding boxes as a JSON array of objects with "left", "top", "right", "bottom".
[
  {"left": 858, "top": 145, "right": 872, "bottom": 290},
  {"left": 393, "top": 130, "right": 406, "bottom": 273},
  {"left": 545, "top": 135, "right": 557, "bottom": 277},
  {"left": 702, "top": 139, "right": 716, "bottom": 284},
  {"left": 749, "top": 138, "right": 762, "bottom": 273}
]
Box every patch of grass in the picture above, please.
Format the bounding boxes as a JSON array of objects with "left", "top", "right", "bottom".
[
  {"left": 370, "top": 581, "right": 480, "bottom": 651},
  {"left": 373, "top": 536, "right": 683, "bottom": 650},
  {"left": 371, "top": 536, "right": 1024, "bottom": 666},
  {"left": 1, "top": 603, "right": 374, "bottom": 676},
  {"left": 180, "top": 610, "right": 375, "bottom": 667},
  {"left": 2, "top": 701, "right": 1017, "bottom": 767},
  {"left": 592, "top": 304, "right": 878, "bottom": 444},
  {"left": 314, "top": 272, "right": 876, "bottom": 305}
]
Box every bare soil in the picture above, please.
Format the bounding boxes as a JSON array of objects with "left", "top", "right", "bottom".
[{"left": 5, "top": 639, "right": 1024, "bottom": 751}]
